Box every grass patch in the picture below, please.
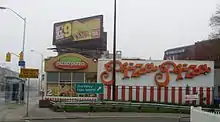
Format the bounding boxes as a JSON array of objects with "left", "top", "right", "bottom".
[{"left": 51, "top": 104, "right": 189, "bottom": 114}]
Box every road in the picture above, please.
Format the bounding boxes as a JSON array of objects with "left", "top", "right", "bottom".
[{"left": 26, "top": 117, "right": 190, "bottom": 122}]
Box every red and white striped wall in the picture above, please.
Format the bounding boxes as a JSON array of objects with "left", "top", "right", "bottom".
[{"left": 99, "top": 85, "right": 213, "bottom": 105}]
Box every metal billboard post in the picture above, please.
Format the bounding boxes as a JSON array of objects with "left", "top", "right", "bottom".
[
  {"left": 112, "top": 0, "right": 117, "bottom": 101},
  {"left": 19, "top": 68, "right": 39, "bottom": 117},
  {"left": 25, "top": 78, "right": 30, "bottom": 117}
]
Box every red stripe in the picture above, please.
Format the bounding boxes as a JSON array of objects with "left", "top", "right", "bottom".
[
  {"left": 107, "top": 85, "right": 111, "bottom": 100},
  {"left": 157, "top": 87, "right": 161, "bottom": 102},
  {"left": 164, "top": 87, "right": 168, "bottom": 103},
  {"left": 172, "top": 87, "right": 175, "bottom": 104},
  {"left": 150, "top": 86, "right": 154, "bottom": 102},
  {"left": 185, "top": 87, "right": 190, "bottom": 104},
  {"left": 99, "top": 94, "right": 104, "bottom": 100},
  {"left": 121, "top": 86, "right": 126, "bottom": 101},
  {"left": 192, "top": 87, "right": 197, "bottom": 105},
  {"left": 143, "top": 86, "right": 147, "bottom": 102},
  {"left": 129, "top": 86, "right": 132, "bottom": 101},
  {"left": 115, "top": 86, "right": 118, "bottom": 101},
  {"left": 206, "top": 87, "right": 211, "bottom": 105},
  {"left": 199, "top": 87, "right": 203, "bottom": 105},
  {"left": 178, "top": 87, "right": 182, "bottom": 104},
  {"left": 136, "top": 86, "right": 140, "bottom": 102}
]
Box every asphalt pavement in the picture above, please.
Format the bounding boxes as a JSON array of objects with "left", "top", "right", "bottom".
[{"left": 26, "top": 117, "right": 190, "bottom": 122}]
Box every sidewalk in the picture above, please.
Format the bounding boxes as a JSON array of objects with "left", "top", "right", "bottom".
[{"left": 0, "top": 97, "right": 40, "bottom": 121}]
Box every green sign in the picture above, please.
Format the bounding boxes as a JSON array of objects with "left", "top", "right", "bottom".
[{"left": 76, "top": 83, "right": 104, "bottom": 94}]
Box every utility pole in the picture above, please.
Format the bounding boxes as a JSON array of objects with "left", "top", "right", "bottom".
[{"left": 112, "top": 0, "right": 117, "bottom": 101}]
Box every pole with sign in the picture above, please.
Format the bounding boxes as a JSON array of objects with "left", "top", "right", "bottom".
[{"left": 19, "top": 68, "right": 39, "bottom": 117}]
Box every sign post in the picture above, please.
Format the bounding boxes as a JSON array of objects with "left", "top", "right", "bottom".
[
  {"left": 19, "top": 68, "right": 39, "bottom": 117},
  {"left": 26, "top": 78, "right": 30, "bottom": 117}
]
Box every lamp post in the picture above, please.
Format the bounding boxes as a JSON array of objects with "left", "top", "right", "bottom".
[
  {"left": 112, "top": 0, "right": 117, "bottom": 101},
  {"left": 30, "top": 50, "right": 44, "bottom": 98},
  {"left": 0, "top": 7, "right": 26, "bottom": 65}
]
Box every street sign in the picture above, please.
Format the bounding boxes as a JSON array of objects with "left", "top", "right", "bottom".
[
  {"left": 19, "top": 68, "right": 39, "bottom": 78},
  {"left": 75, "top": 83, "right": 104, "bottom": 94},
  {"left": 18, "top": 60, "right": 25, "bottom": 67}
]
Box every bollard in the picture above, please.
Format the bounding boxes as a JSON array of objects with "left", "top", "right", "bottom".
[{"left": 178, "top": 116, "right": 181, "bottom": 122}]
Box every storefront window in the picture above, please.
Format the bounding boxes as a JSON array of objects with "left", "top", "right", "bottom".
[
  {"left": 47, "top": 72, "right": 97, "bottom": 97},
  {"left": 72, "top": 72, "right": 84, "bottom": 82},
  {"left": 47, "top": 72, "right": 59, "bottom": 83},
  {"left": 46, "top": 83, "right": 59, "bottom": 96},
  {"left": 60, "top": 72, "right": 71, "bottom": 81},
  {"left": 85, "top": 73, "right": 97, "bottom": 83}
]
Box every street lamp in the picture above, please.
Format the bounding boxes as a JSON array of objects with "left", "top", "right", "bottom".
[
  {"left": 30, "top": 50, "right": 44, "bottom": 97},
  {"left": 0, "top": 7, "right": 26, "bottom": 65}
]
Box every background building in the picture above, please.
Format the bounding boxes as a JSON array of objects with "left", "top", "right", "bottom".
[
  {"left": 0, "top": 67, "right": 19, "bottom": 91},
  {"left": 164, "top": 45, "right": 194, "bottom": 60}
]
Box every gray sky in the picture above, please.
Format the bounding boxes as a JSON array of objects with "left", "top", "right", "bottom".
[{"left": 0, "top": 0, "right": 219, "bottom": 72}]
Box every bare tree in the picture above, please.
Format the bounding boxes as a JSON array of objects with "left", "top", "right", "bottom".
[{"left": 209, "top": 5, "right": 220, "bottom": 39}]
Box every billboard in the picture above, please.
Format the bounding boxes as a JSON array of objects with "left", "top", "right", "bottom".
[{"left": 53, "top": 15, "right": 103, "bottom": 45}]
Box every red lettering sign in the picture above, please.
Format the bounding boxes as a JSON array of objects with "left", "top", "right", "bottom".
[{"left": 100, "top": 60, "right": 211, "bottom": 87}]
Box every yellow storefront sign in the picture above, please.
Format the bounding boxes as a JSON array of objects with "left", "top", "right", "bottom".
[{"left": 19, "top": 68, "right": 39, "bottom": 78}]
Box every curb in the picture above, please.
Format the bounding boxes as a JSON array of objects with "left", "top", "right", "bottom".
[{"left": 22, "top": 115, "right": 184, "bottom": 120}]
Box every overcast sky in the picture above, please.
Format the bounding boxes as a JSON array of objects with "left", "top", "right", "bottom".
[{"left": 0, "top": 0, "right": 219, "bottom": 72}]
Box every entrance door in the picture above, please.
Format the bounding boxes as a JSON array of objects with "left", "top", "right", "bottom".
[{"left": 12, "top": 83, "right": 19, "bottom": 101}]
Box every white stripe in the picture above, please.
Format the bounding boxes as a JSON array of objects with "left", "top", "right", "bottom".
[
  {"left": 132, "top": 86, "right": 136, "bottom": 101},
  {"left": 168, "top": 87, "right": 172, "bottom": 103},
  {"left": 146, "top": 87, "right": 151, "bottom": 102},
  {"left": 182, "top": 87, "right": 186, "bottom": 104},
  {"left": 117, "top": 85, "right": 122, "bottom": 100},
  {"left": 139, "top": 86, "right": 144, "bottom": 102},
  {"left": 174, "top": 87, "right": 178, "bottom": 104},
  {"left": 188, "top": 87, "right": 193, "bottom": 104},
  {"left": 125, "top": 86, "right": 129, "bottom": 101},
  {"left": 160, "top": 87, "right": 165, "bottom": 103},
  {"left": 104, "top": 85, "right": 108, "bottom": 100}
]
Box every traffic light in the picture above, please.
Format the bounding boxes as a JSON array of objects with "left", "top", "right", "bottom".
[
  {"left": 6, "top": 52, "right": 11, "bottom": 62},
  {"left": 19, "top": 51, "right": 24, "bottom": 61}
]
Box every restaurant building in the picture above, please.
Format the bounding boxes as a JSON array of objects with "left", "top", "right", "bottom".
[
  {"left": 98, "top": 58, "right": 214, "bottom": 105},
  {"left": 44, "top": 53, "right": 98, "bottom": 101}
]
